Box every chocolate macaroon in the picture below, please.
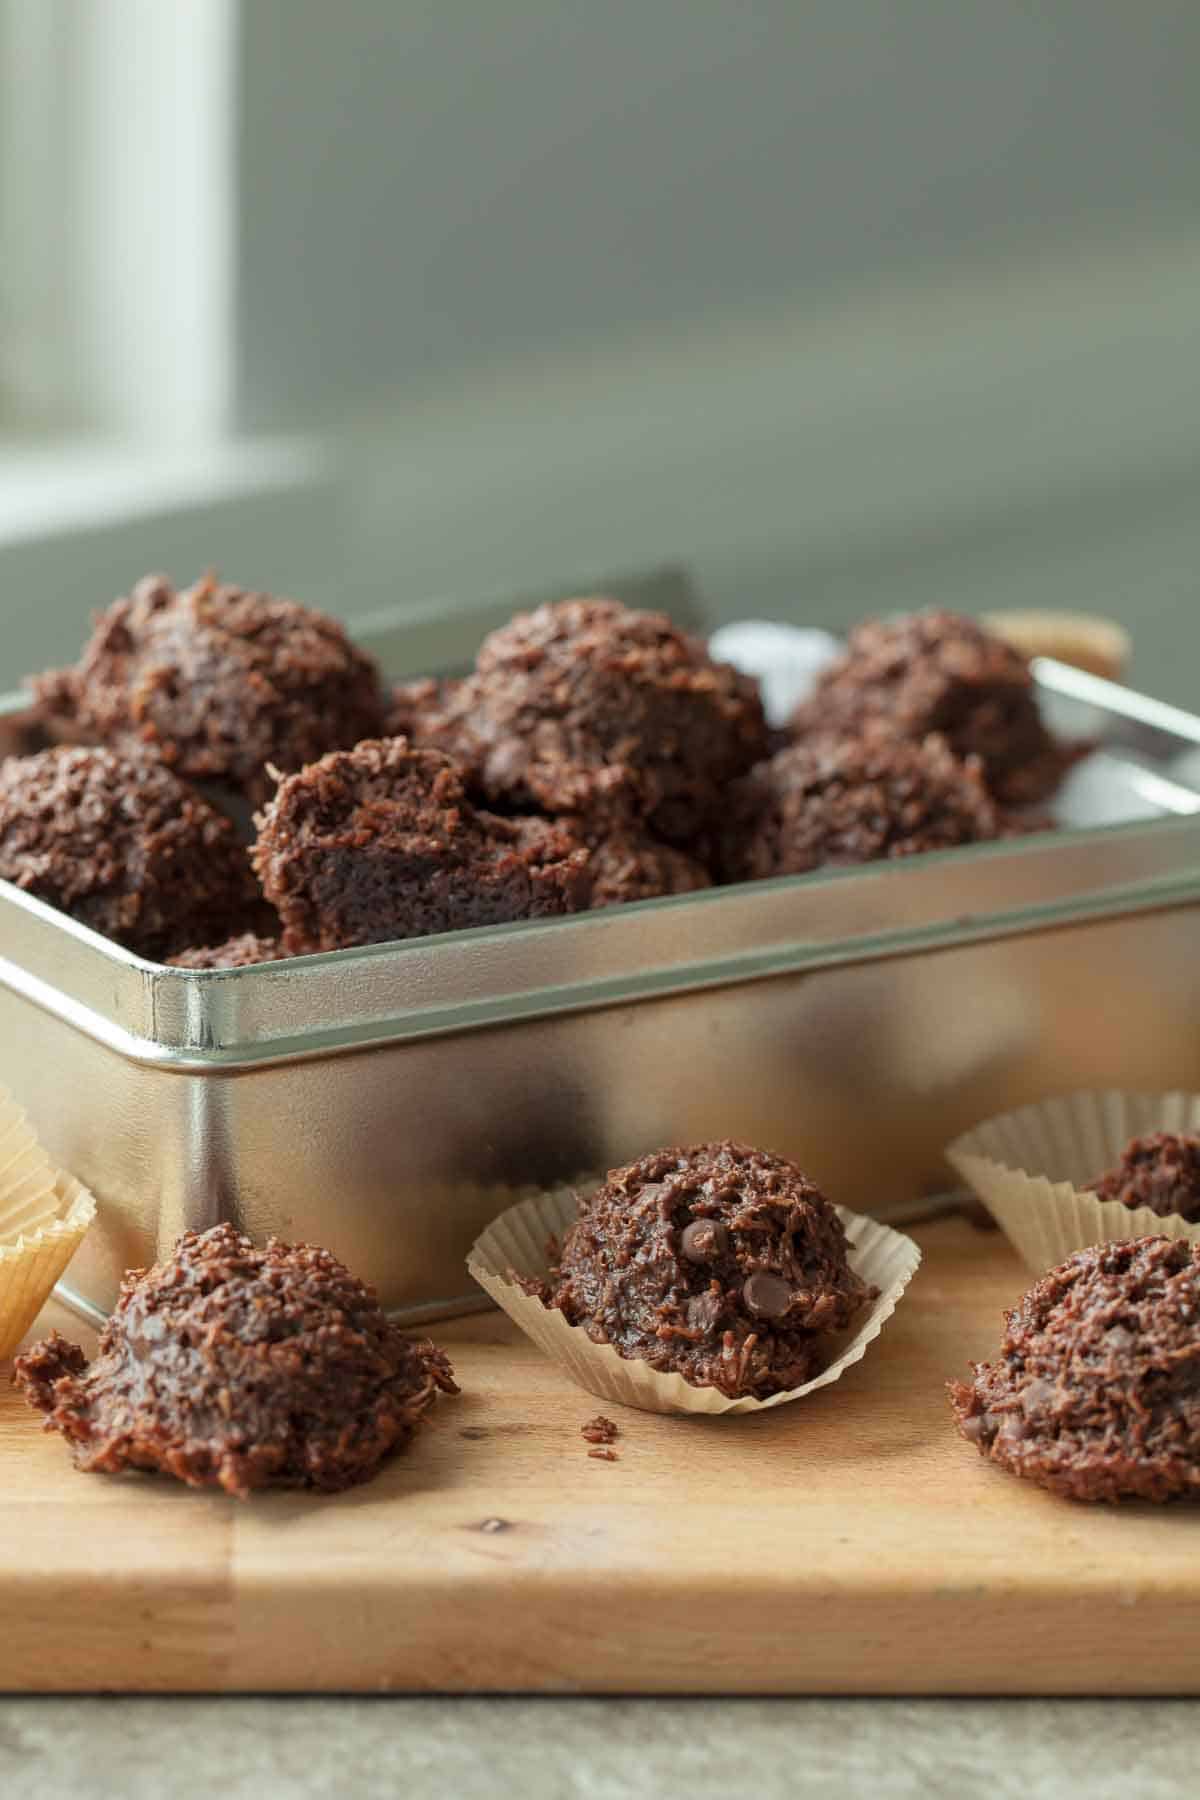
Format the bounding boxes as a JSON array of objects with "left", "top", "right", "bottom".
[
  {"left": 792, "top": 609, "right": 1064, "bottom": 804},
  {"left": 29, "top": 572, "right": 387, "bottom": 807},
  {"left": 523, "top": 1141, "right": 872, "bottom": 1400},
  {"left": 168, "top": 933, "right": 288, "bottom": 971},
  {"left": 16, "top": 1222, "right": 457, "bottom": 1498},
  {"left": 1084, "top": 1133, "right": 1200, "bottom": 1224},
  {"left": 417, "top": 597, "right": 768, "bottom": 844},
  {"left": 720, "top": 732, "right": 999, "bottom": 883},
  {"left": 0, "top": 745, "right": 264, "bottom": 960},
  {"left": 584, "top": 828, "right": 712, "bottom": 909},
  {"left": 253, "top": 736, "right": 591, "bottom": 954},
  {"left": 384, "top": 676, "right": 463, "bottom": 745},
  {"left": 949, "top": 1237, "right": 1200, "bottom": 1503}
]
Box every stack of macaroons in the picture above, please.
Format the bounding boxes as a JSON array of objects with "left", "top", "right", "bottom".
[
  {"left": 1, "top": 580, "right": 1069, "bottom": 965},
  {"left": 12, "top": 571, "right": 393, "bottom": 963}
]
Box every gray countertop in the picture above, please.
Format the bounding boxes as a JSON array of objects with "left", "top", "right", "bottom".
[{"left": 2, "top": 1698, "right": 1198, "bottom": 1799}]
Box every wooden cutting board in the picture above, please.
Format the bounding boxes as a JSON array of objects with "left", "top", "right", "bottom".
[{"left": 2, "top": 1213, "right": 1198, "bottom": 1695}]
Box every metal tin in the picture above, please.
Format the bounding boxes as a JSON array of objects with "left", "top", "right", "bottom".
[{"left": 3, "top": 574, "right": 1200, "bottom": 1324}]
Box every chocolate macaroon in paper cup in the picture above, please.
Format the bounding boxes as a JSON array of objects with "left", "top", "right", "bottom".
[
  {"left": 947, "top": 1090, "right": 1200, "bottom": 1273},
  {"left": 467, "top": 1183, "right": 920, "bottom": 1417}
]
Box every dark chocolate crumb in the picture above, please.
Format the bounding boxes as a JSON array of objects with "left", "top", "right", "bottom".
[{"left": 580, "top": 1414, "right": 620, "bottom": 1445}]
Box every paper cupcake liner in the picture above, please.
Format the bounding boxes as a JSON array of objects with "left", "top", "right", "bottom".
[
  {"left": 982, "top": 609, "right": 1131, "bottom": 683},
  {"left": 467, "top": 1184, "right": 920, "bottom": 1416},
  {"left": 947, "top": 1090, "right": 1200, "bottom": 1273},
  {"left": 0, "top": 1172, "right": 97, "bottom": 1361},
  {"left": 0, "top": 1086, "right": 57, "bottom": 1243}
]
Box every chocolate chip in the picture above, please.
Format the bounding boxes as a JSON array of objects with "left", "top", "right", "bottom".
[
  {"left": 680, "top": 1219, "right": 728, "bottom": 1264},
  {"left": 742, "top": 1271, "right": 793, "bottom": 1319}
]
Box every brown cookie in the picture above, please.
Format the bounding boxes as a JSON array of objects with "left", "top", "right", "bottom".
[
  {"left": 949, "top": 1237, "right": 1200, "bottom": 1502},
  {"left": 252, "top": 737, "right": 592, "bottom": 954},
  {"left": 0, "top": 744, "right": 264, "bottom": 960},
  {"left": 29, "top": 572, "right": 387, "bottom": 806},
  {"left": 16, "top": 1222, "right": 457, "bottom": 1498},
  {"left": 522, "top": 1140, "right": 872, "bottom": 1400}
]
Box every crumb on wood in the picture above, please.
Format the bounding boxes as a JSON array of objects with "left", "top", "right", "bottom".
[
  {"left": 587, "top": 1446, "right": 619, "bottom": 1462},
  {"left": 580, "top": 1414, "right": 619, "bottom": 1446}
]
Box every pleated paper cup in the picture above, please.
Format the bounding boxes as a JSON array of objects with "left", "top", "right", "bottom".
[
  {"left": 947, "top": 1090, "right": 1200, "bottom": 1273},
  {"left": 0, "top": 1171, "right": 97, "bottom": 1360},
  {"left": 467, "top": 1184, "right": 920, "bottom": 1416},
  {"left": 0, "top": 1086, "right": 58, "bottom": 1244},
  {"left": 983, "top": 609, "right": 1131, "bottom": 683}
]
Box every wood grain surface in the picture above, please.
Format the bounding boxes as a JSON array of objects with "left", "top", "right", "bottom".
[{"left": 2, "top": 1215, "right": 1197, "bottom": 1695}]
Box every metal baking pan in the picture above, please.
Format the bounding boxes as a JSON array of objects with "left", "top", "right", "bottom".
[{"left": 3, "top": 567, "right": 1200, "bottom": 1327}]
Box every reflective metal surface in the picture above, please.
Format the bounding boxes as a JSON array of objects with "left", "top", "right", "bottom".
[{"left": 3, "top": 581, "right": 1200, "bottom": 1322}]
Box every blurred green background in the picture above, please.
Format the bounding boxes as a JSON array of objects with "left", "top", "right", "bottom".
[{"left": 2, "top": 1, "right": 1198, "bottom": 700}]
